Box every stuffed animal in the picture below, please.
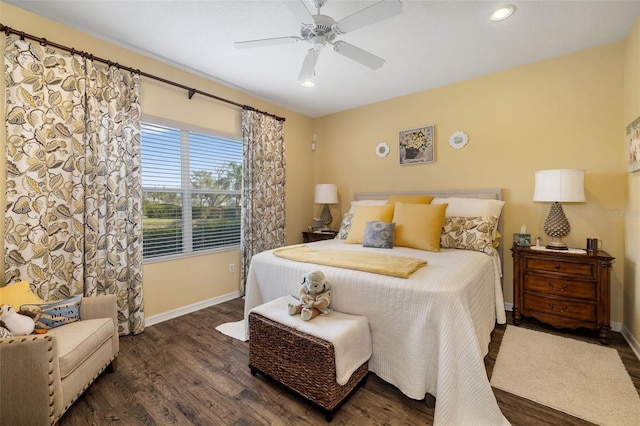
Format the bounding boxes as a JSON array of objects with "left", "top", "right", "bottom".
[
  {"left": 0, "top": 304, "right": 35, "bottom": 336},
  {"left": 288, "top": 271, "right": 332, "bottom": 321}
]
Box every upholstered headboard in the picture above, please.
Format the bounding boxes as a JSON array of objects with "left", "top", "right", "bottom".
[
  {"left": 354, "top": 188, "right": 503, "bottom": 202},
  {"left": 353, "top": 188, "right": 505, "bottom": 264}
]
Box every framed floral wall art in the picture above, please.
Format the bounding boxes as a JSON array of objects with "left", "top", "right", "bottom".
[
  {"left": 399, "top": 125, "right": 434, "bottom": 165},
  {"left": 626, "top": 116, "right": 640, "bottom": 172}
]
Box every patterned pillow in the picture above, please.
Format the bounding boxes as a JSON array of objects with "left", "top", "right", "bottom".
[
  {"left": 0, "top": 327, "right": 12, "bottom": 338},
  {"left": 432, "top": 197, "right": 504, "bottom": 240},
  {"left": 336, "top": 213, "right": 353, "bottom": 240},
  {"left": 21, "top": 295, "right": 82, "bottom": 330},
  {"left": 363, "top": 221, "right": 395, "bottom": 249},
  {"left": 440, "top": 216, "right": 498, "bottom": 255}
]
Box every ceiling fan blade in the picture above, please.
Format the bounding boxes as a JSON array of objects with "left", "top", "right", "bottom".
[
  {"left": 335, "top": 0, "right": 403, "bottom": 34},
  {"left": 284, "top": 0, "right": 313, "bottom": 24},
  {"left": 234, "top": 36, "right": 301, "bottom": 49},
  {"left": 298, "top": 49, "right": 320, "bottom": 81},
  {"left": 333, "top": 41, "right": 384, "bottom": 69}
]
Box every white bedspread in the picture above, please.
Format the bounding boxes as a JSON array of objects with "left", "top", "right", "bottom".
[{"left": 244, "top": 239, "right": 509, "bottom": 425}]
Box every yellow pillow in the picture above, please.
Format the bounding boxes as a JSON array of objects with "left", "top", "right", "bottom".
[
  {"left": 0, "top": 281, "right": 44, "bottom": 310},
  {"left": 387, "top": 194, "right": 434, "bottom": 205},
  {"left": 392, "top": 202, "right": 448, "bottom": 251},
  {"left": 345, "top": 204, "right": 395, "bottom": 244}
]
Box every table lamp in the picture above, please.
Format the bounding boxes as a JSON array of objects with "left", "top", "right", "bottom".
[
  {"left": 533, "top": 169, "right": 585, "bottom": 250},
  {"left": 314, "top": 184, "right": 338, "bottom": 230}
]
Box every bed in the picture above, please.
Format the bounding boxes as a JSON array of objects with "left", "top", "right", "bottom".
[{"left": 244, "top": 189, "right": 510, "bottom": 425}]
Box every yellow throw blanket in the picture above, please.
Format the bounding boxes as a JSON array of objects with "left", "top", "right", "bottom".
[{"left": 273, "top": 245, "right": 427, "bottom": 278}]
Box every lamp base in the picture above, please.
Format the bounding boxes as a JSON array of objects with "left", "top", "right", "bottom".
[
  {"left": 320, "top": 204, "right": 333, "bottom": 230},
  {"left": 545, "top": 236, "right": 568, "bottom": 250},
  {"left": 543, "top": 202, "right": 570, "bottom": 250}
]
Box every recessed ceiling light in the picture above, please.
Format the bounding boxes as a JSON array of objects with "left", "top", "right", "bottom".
[
  {"left": 301, "top": 80, "right": 315, "bottom": 88},
  {"left": 490, "top": 5, "right": 516, "bottom": 22}
]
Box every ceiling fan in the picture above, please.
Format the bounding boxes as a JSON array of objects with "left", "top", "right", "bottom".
[{"left": 234, "top": 0, "right": 403, "bottom": 84}]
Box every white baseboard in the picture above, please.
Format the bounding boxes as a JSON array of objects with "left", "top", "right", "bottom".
[
  {"left": 621, "top": 324, "right": 640, "bottom": 361},
  {"left": 503, "top": 303, "right": 638, "bottom": 361},
  {"left": 144, "top": 291, "right": 241, "bottom": 327}
]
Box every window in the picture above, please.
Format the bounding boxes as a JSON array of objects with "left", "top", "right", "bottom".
[{"left": 141, "top": 120, "right": 242, "bottom": 260}]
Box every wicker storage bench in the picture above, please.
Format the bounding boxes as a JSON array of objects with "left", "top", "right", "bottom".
[{"left": 249, "top": 308, "right": 370, "bottom": 421}]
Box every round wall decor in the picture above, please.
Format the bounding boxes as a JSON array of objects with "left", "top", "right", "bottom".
[
  {"left": 448, "top": 131, "right": 469, "bottom": 149},
  {"left": 376, "top": 142, "right": 390, "bottom": 158}
]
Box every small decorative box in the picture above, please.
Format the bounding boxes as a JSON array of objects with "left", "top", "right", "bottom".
[{"left": 513, "top": 233, "right": 531, "bottom": 247}]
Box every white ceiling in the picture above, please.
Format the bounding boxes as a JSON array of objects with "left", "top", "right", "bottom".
[{"left": 6, "top": 0, "right": 640, "bottom": 118}]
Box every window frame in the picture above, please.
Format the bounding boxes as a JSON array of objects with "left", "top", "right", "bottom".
[{"left": 140, "top": 115, "right": 243, "bottom": 263}]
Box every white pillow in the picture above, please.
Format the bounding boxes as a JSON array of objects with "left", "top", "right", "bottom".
[
  {"left": 348, "top": 199, "right": 388, "bottom": 214},
  {"left": 431, "top": 197, "right": 505, "bottom": 239}
]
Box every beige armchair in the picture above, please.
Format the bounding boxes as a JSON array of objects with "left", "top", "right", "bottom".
[{"left": 0, "top": 295, "right": 119, "bottom": 425}]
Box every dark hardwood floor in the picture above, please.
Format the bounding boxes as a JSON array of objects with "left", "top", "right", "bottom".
[{"left": 60, "top": 298, "right": 640, "bottom": 425}]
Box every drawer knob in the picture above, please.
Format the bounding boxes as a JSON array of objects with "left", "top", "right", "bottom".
[
  {"left": 554, "top": 264, "right": 561, "bottom": 270},
  {"left": 548, "top": 282, "right": 568, "bottom": 292},
  {"left": 548, "top": 303, "right": 568, "bottom": 313}
]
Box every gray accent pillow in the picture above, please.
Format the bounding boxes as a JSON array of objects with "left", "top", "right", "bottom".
[{"left": 363, "top": 221, "right": 395, "bottom": 249}]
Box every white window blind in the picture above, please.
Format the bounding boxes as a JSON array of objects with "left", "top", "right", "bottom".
[{"left": 141, "top": 121, "right": 242, "bottom": 260}]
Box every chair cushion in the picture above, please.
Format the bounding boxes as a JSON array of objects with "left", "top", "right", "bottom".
[{"left": 46, "top": 318, "right": 114, "bottom": 379}]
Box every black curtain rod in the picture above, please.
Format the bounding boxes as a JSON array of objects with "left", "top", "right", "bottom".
[{"left": 0, "top": 23, "right": 286, "bottom": 122}]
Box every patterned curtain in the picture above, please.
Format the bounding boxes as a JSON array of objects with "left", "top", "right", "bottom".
[
  {"left": 83, "top": 61, "right": 144, "bottom": 335},
  {"left": 4, "top": 36, "right": 144, "bottom": 335},
  {"left": 240, "top": 109, "right": 286, "bottom": 295}
]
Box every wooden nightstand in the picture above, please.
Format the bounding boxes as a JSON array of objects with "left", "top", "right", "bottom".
[
  {"left": 511, "top": 245, "right": 614, "bottom": 344},
  {"left": 302, "top": 231, "right": 337, "bottom": 243}
]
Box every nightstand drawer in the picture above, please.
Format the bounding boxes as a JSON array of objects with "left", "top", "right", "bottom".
[
  {"left": 525, "top": 258, "right": 594, "bottom": 278},
  {"left": 524, "top": 294, "right": 595, "bottom": 322},
  {"left": 524, "top": 275, "right": 596, "bottom": 300}
]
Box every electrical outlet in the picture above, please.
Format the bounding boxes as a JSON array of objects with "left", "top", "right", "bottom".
[{"left": 228, "top": 263, "right": 235, "bottom": 273}]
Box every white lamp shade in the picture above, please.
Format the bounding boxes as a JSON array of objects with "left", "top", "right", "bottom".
[
  {"left": 533, "top": 169, "right": 585, "bottom": 203},
  {"left": 314, "top": 184, "right": 338, "bottom": 204}
]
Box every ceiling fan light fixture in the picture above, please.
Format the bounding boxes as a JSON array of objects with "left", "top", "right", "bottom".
[
  {"left": 236, "top": 0, "right": 403, "bottom": 82},
  {"left": 301, "top": 79, "right": 315, "bottom": 88},
  {"left": 490, "top": 5, "right": 516, "bottom": 22}
]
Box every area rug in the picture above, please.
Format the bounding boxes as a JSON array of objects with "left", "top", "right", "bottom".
[
  {"left": 491, "top": 325, "right": 640, "bottom": 425},
  {"left": 215, "top": 319, "right": 248, "bottom": 342}
]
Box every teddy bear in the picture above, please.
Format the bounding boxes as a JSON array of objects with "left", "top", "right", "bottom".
[
  {"left": 288, "top": 270, "right": 332, "bottom": 321},
  {"left": 0, "top": 304, "right": 36, "bottom": 336}
]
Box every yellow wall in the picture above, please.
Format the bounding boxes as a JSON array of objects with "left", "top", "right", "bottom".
[
  {"left": 314, "top": 43, "right": 628, "bottom": 330},
  {"left": 1, "top": 2, "right": 638, "bottom": 345},
  {"left": 624, "top": 18, "right": 640, "bottom": 344},
  {"left": 0, "top": 2, "right": 314, "bottom": 317}
]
